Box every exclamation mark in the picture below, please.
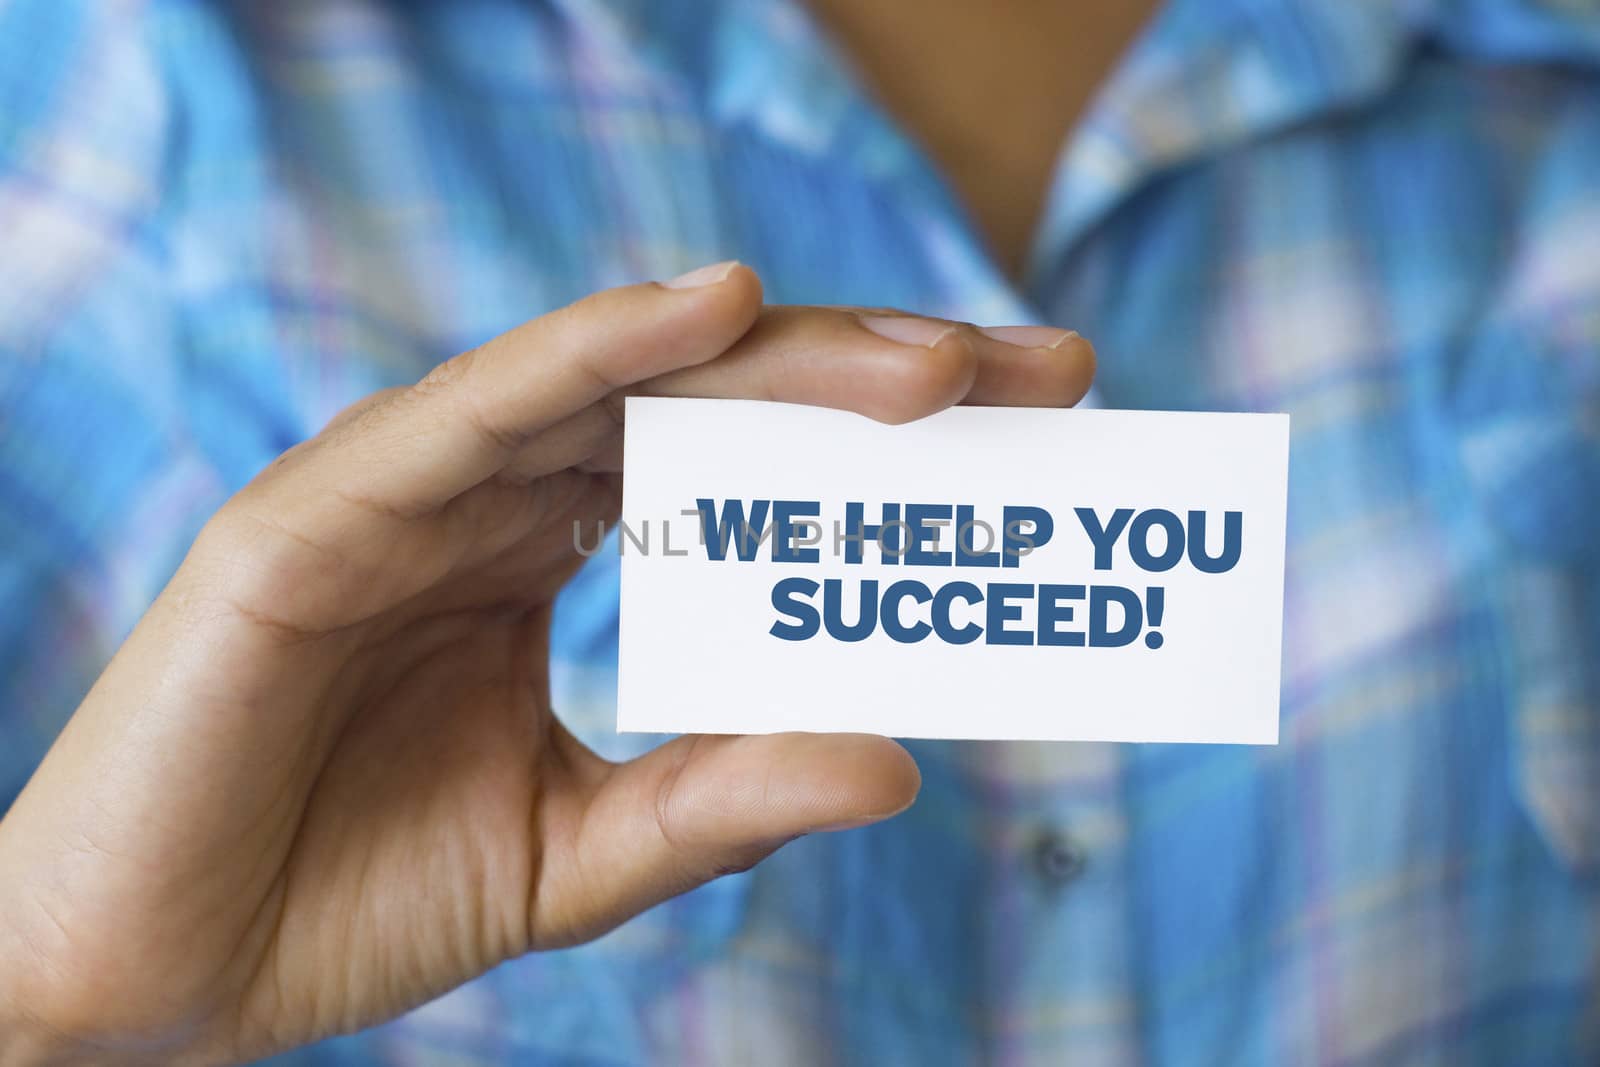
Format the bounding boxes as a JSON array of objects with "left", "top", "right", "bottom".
[{"left": 1144, "top": 587, "right": 1165, "bottom": 649}]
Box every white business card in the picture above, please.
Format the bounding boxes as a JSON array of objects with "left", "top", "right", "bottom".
[{"left": 615, "top": 398, "right": 1289, "bottom": 744}]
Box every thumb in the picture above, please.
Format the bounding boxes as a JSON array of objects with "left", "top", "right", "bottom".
[{"left": 533, "top": 732, "right": 920, "bottom": 946}]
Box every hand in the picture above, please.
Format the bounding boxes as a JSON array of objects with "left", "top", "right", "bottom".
[{"left": 0, "top": 263, "right": 1094, "bottom": 1065}]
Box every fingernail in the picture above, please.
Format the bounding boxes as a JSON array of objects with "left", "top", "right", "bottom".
[
  {"left": 857, "top": 314, "right": 958, "bottom": 348},
  {"left": 977, "top": 325, "right": 1080, "bottom": 350},
  {"left": 662, "top": 260, "right": 740, "bottom": 289}
]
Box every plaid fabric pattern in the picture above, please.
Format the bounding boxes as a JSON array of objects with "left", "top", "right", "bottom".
[{"left": 1, "top": 0, "right": 1597, "bottom": 1063}]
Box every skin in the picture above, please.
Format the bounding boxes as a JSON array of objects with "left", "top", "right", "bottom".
[
  {"left": 0, "top": 264, "right": 1094, "bottom": 1064},
  {"left": 810, "top": 0, "right": 1160, "bottom": 274}
]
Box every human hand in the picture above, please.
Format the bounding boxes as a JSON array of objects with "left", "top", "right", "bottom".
[{"left": 0, "top": 263, "right": 1093, "bottom": 1065}]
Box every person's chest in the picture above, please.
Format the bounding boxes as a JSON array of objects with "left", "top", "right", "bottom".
[{"left": 168, "top": 10, "right": 1599, "bottom": 1061}]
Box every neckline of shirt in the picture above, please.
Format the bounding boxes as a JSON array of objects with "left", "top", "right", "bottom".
[{"left": 549, "top": 0, "right": 1600, "bottom": 281}]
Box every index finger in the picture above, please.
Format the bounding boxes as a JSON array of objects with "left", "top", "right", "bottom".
[{"left": 290, "top": 261, "right": 763, "bottom": 515}]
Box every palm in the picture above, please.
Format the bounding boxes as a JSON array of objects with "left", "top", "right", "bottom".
[
  {"left": 218, "top": 471, "right": 619, "bottom": 1045},
  {"left": 249, "top": 608, "right": 561, "bottom": 1041}
]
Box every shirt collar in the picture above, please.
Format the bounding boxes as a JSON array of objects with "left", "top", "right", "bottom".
[
  {"left": 550, "top": 0, "right": 1600, "bottom": 281},
  {"left": 1032, "top": 0, "right": 1600, "bottom": 269}
]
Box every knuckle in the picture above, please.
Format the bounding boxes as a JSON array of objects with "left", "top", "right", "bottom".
[
  {"left": 319, "top": 387, "right": 395, "bottom": 436},
  {"left": 180, "top": 504, "right": 351, "bottom": 642},
  {"left": 418, "top": 342, "right": 538, "bottom": 454},
  {"left": 459, "top": 390, "right": 536, "bottom": 453},
  {"left": 253, "top": 437, "right": 316, "bottom": 483},
  {"left": 415, "top": 345, "right": 476, "bottom": 397}
]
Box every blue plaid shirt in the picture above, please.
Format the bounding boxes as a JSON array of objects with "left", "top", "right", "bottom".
[{"left": 2, "top": 0, "right": 1598, "bottom": 1063}]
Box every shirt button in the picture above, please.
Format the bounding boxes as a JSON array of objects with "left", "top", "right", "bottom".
[{"left": 1029, "top": 827, "right": 1087, "bottom": 889}]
